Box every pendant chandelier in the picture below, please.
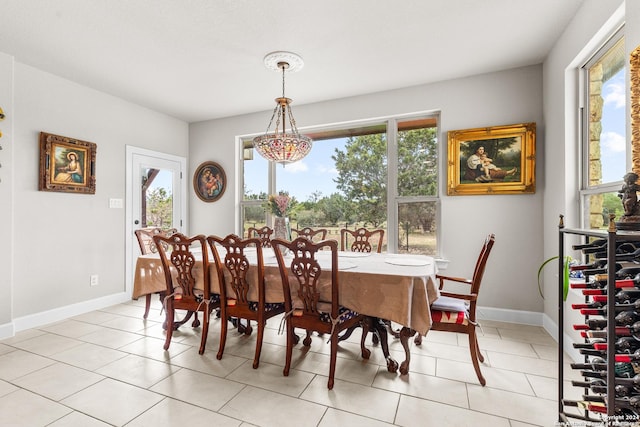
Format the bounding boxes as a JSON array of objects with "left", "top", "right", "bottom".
[{"left": 253, "top": 51, "right": 312, "bottom": 165}]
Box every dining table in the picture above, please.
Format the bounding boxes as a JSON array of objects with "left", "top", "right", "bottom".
[{"left": 132, "top": 247, "right": 439, "bottom": 374}]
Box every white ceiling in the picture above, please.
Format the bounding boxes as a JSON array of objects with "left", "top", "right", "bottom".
[{"left": 0, "top": 0, "right": 584, "bottom": 123}]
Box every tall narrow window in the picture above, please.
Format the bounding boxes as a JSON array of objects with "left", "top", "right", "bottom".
[{"left": 580, "top": 29, "right": 626, "bottom": 230}]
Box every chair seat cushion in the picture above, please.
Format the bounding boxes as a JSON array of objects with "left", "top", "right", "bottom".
[
  {"left": 319, "top": 306, "right": 359, "bottom": 324},
  {"left": 431, "top": 309, "right": 468, "bottom": 325},
  {"left": 248, "top": 301, "right": 285, "bottom": 312},
  {"left": 431, "top": 295, "right": 469, "bottom": 312}
]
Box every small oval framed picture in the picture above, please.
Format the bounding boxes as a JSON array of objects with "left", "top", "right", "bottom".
[{"left": 193, "top": 161, "right": 226, "bottom": 202}]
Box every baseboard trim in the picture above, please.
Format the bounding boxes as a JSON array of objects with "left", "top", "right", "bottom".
[
  {"left": 476, "top": 305, "right": 544, "bottom": 326},
  {"left": 0, "top": 322, "right": 14, "bottom": 341},
  {"left": 1, "top": 292, "right": 131, "bottom": 339}
]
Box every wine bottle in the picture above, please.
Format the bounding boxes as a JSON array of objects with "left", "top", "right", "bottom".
[
  {"left": 573, "top": 314, "right": 640, "bottom": 330},
  {"left": 573, "top": 339, "right": 606, "bottom": 349},
  {"left": 571, "top": 357, "right": 607, "bottom": 371},
  {"left": 572, "top": 238, "right": 608, "bottom": 251},
  {"left": 592, "top": 247, "right": 640, "bottom": 262},
  {"left": 580, "top": 327, "right": 633, "bottom": 339},
  {"left": 570, "top": 259, "right": 608, "bottom": 271},
  {"left": 579, "top": 240, "right": 638, "bottom": 254},
  {"left": 589, "top": 337, "right": 640, "bottom": 353},
  {"left": 572, "top": 275, "right": 640, "bottom": 291},
  {"left": 572, "top": 378, "right": 606, "bottom": 389},
  {"left": 617, "top": 289, "right": 640, "bottom": 304}
]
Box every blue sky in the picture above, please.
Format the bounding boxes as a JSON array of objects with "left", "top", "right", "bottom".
[
  {"left": 245, "top": 138, "right": 346, "bottom": 202},
  {"left": 600, "top": 68, "right": 627, "bottom": 183}
]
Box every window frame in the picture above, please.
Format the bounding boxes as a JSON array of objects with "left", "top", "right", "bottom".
[
  {"left": 238, "top": 111, "right": 441, "bottom": 254},
  {"left": 578, "top": 26, "right": 627, "bottom": 230}
]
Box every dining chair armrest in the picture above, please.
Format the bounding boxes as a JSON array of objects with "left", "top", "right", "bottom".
[
  {"left": 435, "top": 274, "right": 473, "bottom": 290},
  {"left": 439, "top": 291, "right": 477, "bottom": 302}
]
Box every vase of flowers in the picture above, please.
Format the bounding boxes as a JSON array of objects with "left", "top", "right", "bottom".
[{"left": 266, "top": 193, "right": 292, "bottom": 241}]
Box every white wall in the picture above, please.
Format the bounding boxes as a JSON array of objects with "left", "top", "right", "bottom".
[
  {"left": 190, "top": 64, "right": 545, "bottom": 319},
  {"left": 0, "top": 59, "right": 188, "bottom": 336},
  {"left": 542, "top": 0, "right": 626, "bottom": 347},
  {"left": 0, "top": 52, "right": 14, "bottom": 334}
]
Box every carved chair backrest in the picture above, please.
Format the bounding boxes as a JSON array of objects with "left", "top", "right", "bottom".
[
  {"left": 340, "top": 227, "right": 384, "bottom": 253},
  {"left": 247, "top": 226, "right": 273, "bottom": 247},
  {"left": 153, "top": 233, "right": 209, "bottom": 301},
  {"left": 271, "top": 237, "right": 339, "bottom": 319},
  {"left": 135, "top": 227, "right": 178, "bottom": 254},
  {"left": 208, "top": 234, "right": 264, "bottom": 307},
  {"left": 291, "top": 227, "right": 328, "bottom": 242}
]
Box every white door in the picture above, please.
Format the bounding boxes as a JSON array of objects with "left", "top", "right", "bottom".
[{"left": 125, "top": 146, "right": 187, "bottom": 297}]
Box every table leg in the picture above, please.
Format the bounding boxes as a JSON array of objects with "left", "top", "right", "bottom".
[
  {"left": 399, "top": 327, "right": 417, "bottom": 375},
  {"left": 367, "top": 317, "right": 398, "bottom": 373}
]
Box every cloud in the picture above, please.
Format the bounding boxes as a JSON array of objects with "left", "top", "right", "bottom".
[
  {"left": 601, "top": 131, "right": 626, "bottom": 153},
  {"left": 316, "top": 164, "right": 338, "bottom": 175},
  {"left": 282, "top": 161, "right": 308, "bottom": 173},
  {"left": 603, "top": 80, "right": 626, "bottom": 109}
]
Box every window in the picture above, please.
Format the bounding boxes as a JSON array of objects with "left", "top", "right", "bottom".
[
  {"left": 240, "top": 114, "right": 440, "bottom": 255},
  {"left": 580, "top": 29, "right": 626, "bottom": 230}
]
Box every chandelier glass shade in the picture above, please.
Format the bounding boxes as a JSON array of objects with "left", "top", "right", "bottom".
[{"left": 253, "top": 54, "right": 312, "bottom": 165}]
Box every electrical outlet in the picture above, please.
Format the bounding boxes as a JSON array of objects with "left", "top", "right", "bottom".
[{"left": 90, "top": 274, "right": 99, "bottom": 286}]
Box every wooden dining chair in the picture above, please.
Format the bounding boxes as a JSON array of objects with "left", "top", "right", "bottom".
[
  {"left": 134, "top": 227, "right": 178, "bottom": 319},
  {"left": 271, "top": 237, "right": 370, "bottom": 389},
  {"left": 291, "top": 227, "right": 328, "bottom": 242},
  {"left": 247, "top": 226, "right": 274, "bottom": 247},
  {"left": 338, "top": 227, "right": 385, "bottom": 344},
  {"left": 207, "top": 234, "right": 285, "bottom": 368},
  {"left": 429, "top": 233, "right": 495, "bottom": 386},
  {"left": 153, "top": 233, "right": 220, "bottom": 354},
  {"left": 340, "top": 227, "right": 384, "bottom": 253}
]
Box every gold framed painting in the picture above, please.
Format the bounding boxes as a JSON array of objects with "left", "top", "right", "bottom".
[
  {"left": 447, "top": 122, "right": 536, "bottom": 196},
  {"left": 38, "top": 132, "right": 97, "bottom": 194}
]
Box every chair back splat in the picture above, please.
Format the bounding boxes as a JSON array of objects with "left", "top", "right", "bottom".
[
  {"left": 154, "top": 233, "right": 220, "bottom": 355},
  {"left": 271, "top": 237, "right": 370, "bottom": 389},
  {"left": 207, "top": 234, "right": 285, "bottom": 368},
  {"left": 247, "top": 226, "right": 274, "bottom": 247},
  {"left": 340, "top": 227, "right": 384, "bottom": 253},
  {"left": 430, "top": 233, "right": 495, "bottom": 386},
  {"left": 291, "top": 227, "right": 328, "bottom": 242}
]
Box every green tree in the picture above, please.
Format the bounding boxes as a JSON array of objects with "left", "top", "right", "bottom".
[
  {"left": 397, "top": 128, "right": 438, "bottom": 235},
  {"left": 333, "top": 134, "right": 387, "bottom": 226},
  {"left": 397, "top": 128, "right": 438, "bottom": 196},
  {"left": 146, "top": 187, "right": 173, "bottom": 228},
  {"left": 316, "top": 193, "right": 355, "bottom": 225}
]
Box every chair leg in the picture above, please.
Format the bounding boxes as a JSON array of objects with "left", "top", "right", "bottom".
[
  {"left": 328, "top": 332, "right": 338, "bottom": 390},
  {"left": 198, "top": 308, "right": 210, "bottom": 355},
  {"left": 163, "top": 302, "right": 175, "bottom": 351},
  {"left": 468, "top": 328, "right": 486, "bottom": 386},
  {"left": 253, "top": 319, "right": 265, "bottom": 369},
  {"left": 283, "top": 323, "right": 293, "bottom": 377},
  {"left": 143, "top": 294, "right": 152, "bottom": 319},
  {"left": 217, "top": 311, "right": 228, "bottom": 360}
]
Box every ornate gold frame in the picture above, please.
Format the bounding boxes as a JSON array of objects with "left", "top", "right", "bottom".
[
  {"left": 38, "top": 132, "right": 96, "bottom": 194},
  {"left": 447, "top": 122, "right": 536, "bottom": 196},
  {"left": 632, "top": 45, "right": 640, "bottom": 175}
]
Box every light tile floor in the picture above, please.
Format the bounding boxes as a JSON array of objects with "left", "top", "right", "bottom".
[{"left": 0, "top": 298, "right": 562, "bottom": 426}]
